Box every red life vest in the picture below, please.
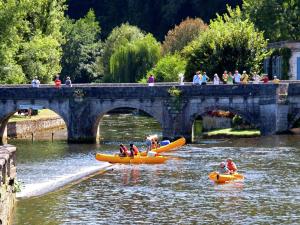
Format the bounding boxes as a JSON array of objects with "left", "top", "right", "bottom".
[
  {"left": 227, "top": 161, "right": 237, "bottom": 172},
  {"left": 120, "top": 145, "right": 130, "bottom": 156},
  {"left": 132, "top": 145, "right": 139, "bottom": 155}
]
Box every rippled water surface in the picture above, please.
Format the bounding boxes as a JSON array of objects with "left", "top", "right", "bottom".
[{"left": 11, "top": 114, "right": 300, "bottom": 225}]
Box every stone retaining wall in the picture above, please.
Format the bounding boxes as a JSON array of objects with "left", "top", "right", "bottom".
[
  {"left": 0, "top": 145, "right": 16, "bottom": 225},
  {"left": 202, "top": 116, "right": 232, "bottom": 131},
  {"left": 7, "top": 117, "right": 65, "bottom": 138}
]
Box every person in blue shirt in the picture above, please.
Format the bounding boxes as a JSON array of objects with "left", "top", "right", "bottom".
[
  {"left": 201, "top": 72, "right": 209, "bottom": 85},
  {"left": 192, "top": 71, "right": 201, "bottom": 85}
]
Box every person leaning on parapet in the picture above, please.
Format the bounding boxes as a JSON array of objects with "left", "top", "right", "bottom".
[
  {"left": 233, "top": 70, "right": 241, "bottom": 84},
  {"left": 222, "top": 70, "right": 228, "bottom": 84},
  {"left": 213, "top": 74, "right": 220, "bottom": 85},
  {"left": 148, "top": 74, "right": 155, "bottom": 86},
  {"left": 54, "top": 75, "right": 61, "bottom": 88},
  {"left": 241, "top": 71, "right": 249, "bottom": 84},
  {"left": 252, "top": 72, "right": 261, "bottom": 84},
  {"left": 31, "top": 76, "right": 40, "bottom": 88},
  {"left": 201, "top": 72, "right": 209, "bottom": 85},
  {"left": 273, "top": 76, "right": 280, "bottom": 84},
  {"left": 65, "top": 76, "right": 72, "bottom": 87},
  {"left": 227, "top": 72, "right": 234, "bottom": 84},
  {"left": 192, "top": 71, "right": 201, "bottom": 85}
]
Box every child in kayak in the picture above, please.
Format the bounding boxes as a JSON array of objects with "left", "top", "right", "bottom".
[
  {"left": 218, "top": 162, "right": 230, "bottom": 174},
  {"left": 129, "top": 143, "right": 139, "bottom": 157},
  {"left": 226, "top": 158, "right": 237, "bottom": 173}
]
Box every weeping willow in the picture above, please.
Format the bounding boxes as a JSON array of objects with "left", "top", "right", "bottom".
[{"left": 110, "top": 34, "right": 161, "bottom": 83}]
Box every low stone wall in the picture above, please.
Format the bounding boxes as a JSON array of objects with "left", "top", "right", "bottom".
[
  {"left": 7, "top": 117, "right": 65, "bottom": 138},
  {"left": 202, "top": 116, "right": 232, "bottom": 131},
  {"left": 0, "top": 145, "right": 16, "bottom": 225}
]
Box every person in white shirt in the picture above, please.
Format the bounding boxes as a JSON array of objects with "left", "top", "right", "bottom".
[
  {"left": 31, "top": 77, "right": 40, "bottom": 88},
  {"left": 252, "top": 72, "right": 261, "bottom": 84},
  {"left": 233, "top": 70, "right": 241, "bottom": 84},
  {"left": 213, "top": 73, "right": 220, "bottom": 85}
]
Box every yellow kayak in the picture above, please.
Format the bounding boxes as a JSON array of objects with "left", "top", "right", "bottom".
[
  {"left": 140, "top": 137, "right": 186, "bottom": 156},
  {"left": 209, "top": 171, "right": 244, "bottom": 184},
  {"left": 95, "top": 153, "right": 168, "bottom": 164}
]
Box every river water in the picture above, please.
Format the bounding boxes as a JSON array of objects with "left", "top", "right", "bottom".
[{"left": 11, "top": 114, "right": 300, "bottom": 225}]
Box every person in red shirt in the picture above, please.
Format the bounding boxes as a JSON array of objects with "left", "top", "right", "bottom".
[
  {"left": 55, "top": 75, "right": 61, "bottom": 88},
  {"left": 262, "top": 74, "right": 269, "bottom": 83},
  {"left": 226, "top": 158, "right": 237, "bottom": 173}
]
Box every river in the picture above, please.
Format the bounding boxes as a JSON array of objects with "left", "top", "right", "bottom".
[{"left": 11, "top": 114, "right": 300, "bottom": 225}]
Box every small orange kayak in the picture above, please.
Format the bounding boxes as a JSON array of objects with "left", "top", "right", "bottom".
[
  {"left": 209, "top": 171, "right": 244, "bottom": 184},
  {"left": 95, "top": 153, "right": 168, "bottom": 164},
  {"left": 140, "top": 137, "right": 186, "bottom": 156}
]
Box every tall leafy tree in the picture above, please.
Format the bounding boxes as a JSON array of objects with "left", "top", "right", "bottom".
[
  {"left": 102, "top": 24, "right": 144, "bottom": 82},
  {"left": 61, "top": 10, "right": 102, "bottom": 83},
  {"left": 243, "top": 0, "right": 300, "bottom": 41},
  {"left": 162, "top": 17, "right": 208, "bottom": 55},
  {"left": 110, "top": 34, "right": 161, "bottom": 83},
  {"left": 0, "top": 0, "right": 66, "bottom": 84},
  {"left": 184, "top": 6, "right": 270, "bottom": 80}
]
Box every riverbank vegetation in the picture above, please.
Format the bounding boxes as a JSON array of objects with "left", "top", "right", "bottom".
[{"left": 0, "top": 0, "right": 298, "bottom": 84}]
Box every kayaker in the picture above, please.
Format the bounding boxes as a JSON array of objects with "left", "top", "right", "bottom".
[
  {"left": 129, "top": 143, "right": 139, "bottom": 157},
  {"left": 226, "top": 158, "right": 237, "bottom": 173},
  {"left": 119, "top": 144, "right": 130, "bottom": 157},
  {"left": 145, "top": 136, "right": 152, "bottom": 152},
  {"left": 218, "top": 162, "right": 230, "bottom": 174}
]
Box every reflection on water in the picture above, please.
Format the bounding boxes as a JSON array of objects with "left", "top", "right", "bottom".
[{"left": 11, "top": 114, "right": 300, "bottom": 225}]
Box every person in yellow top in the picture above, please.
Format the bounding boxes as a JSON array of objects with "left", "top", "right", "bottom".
[
  {"left": 241, "top": 70, "right": 249, "bottom": 84},
  {"left": 273, "top": 76, "right": 280, "bottom": 84}
]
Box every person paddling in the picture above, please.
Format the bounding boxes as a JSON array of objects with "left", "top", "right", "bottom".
[
  {"left": 226, "top": 158, "right": 237, "bottom": 173},
  {"left": 129, "top": 143, "right": 139, "bottom": 157},
  {"left": 119, "top": 144, "right": 130, "bottom": 157},
  {"left": 218, "top": 162, "right": 230, "bottom": 174}
]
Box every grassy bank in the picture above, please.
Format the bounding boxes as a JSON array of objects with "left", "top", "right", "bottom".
[
  {"left": 9, "top": 109, "right": 59, "bottom": 122},
  {"left": 204, "top": 128, "right": 260, "bottom": 138}
]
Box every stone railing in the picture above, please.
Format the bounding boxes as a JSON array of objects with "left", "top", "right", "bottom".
[{"left": 0, "top": 145, "right": 17, "bottom": 225}]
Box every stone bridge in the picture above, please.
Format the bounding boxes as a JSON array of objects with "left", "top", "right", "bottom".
[{"left": 0, "top": 82, "right": 300, "bottom": 143}]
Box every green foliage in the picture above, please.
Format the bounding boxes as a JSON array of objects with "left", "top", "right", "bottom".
[
  {"left": 232, "top": 115, "right": 243, "bottom": 127},
  {"left": 184, "top": 6, "right": 270, "bottom": 81},
  {"left": 146, "top": 54, "right": 186, "bottom": 82},
  {"left": 0, "top": 0, "right": 66, "bottom": 84},
  {"left": 268, "top": 48, "right": 292, "bottom": 80},
  {"left": 61, "top": 10, "right": 103, "bottom": 83},
  {"left": 162, "top": 17, "right": 207, "bottom": 55},
  {"left": 102, "top": 24, "right": 145, "bottom": 82},
  {"left": 109, "top": 34, "right": 161, "bottom": 83},
  {"left": 243, "top": 0, "right": 300, "bottom": 42},
  {"left": 168, "top": 86, "right": 182, "bottom": 97}
]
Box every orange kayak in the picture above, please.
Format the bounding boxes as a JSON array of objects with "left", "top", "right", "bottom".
[
  {"left": 95, "top": 153, "right": 168, "bottom": 164},
  {"left": 140, "top": 137, "right": 186, "bottom": 156},
  {"left": 209, "top": 171, "right": 244, "bottom": 184}
]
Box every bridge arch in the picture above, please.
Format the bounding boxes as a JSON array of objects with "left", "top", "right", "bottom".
[
  {"left": 91, "top": 103, "right": 164, "bottom": 142},
  {"left": 0, "top": 101, "right": 69, "bottom": 144},
  {"left": 186, "top": 106, "right": 260, "bottom": 141}
]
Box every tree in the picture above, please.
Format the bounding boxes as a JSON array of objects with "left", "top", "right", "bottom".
[
  {"left": 0, "top": 0, "right": 66, "bottom": 84},
  {"left": 61, "top": 10, "right": 103, "bottom": 83},
  {"left": 243, "top": 0, "right": 300, "bottom": 41},
  {"left": 102, "top": 23, "right": 145, "bottom": 82},
  {"left": 110, "top": 34, "right": 161, "bottom": 83},
  {"left": 162, "top": 17, "right": 207, "bottom": 55},
  {"left": 146, "top": 54, "right": 187, "bottom": 82},
  {"left": 184, "top": 6, "right": 270, "bottom": 81}
]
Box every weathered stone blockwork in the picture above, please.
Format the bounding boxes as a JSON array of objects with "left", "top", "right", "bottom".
[
  {"left": 0, "top": 83, "right": 299, "bottom": 143},
  {"left": 0, "top": 145, "right": 16, "bottom": 225}
]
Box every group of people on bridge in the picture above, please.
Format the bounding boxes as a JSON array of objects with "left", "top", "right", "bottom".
[
  {"left": 31, "top": 75, "right": 72, "bottom": 88},
  {"left": 193, "top": 70, "right": 280, "bottom": 85}
]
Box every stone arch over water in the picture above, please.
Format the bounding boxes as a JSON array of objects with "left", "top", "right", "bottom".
[{"left": 0, "top": 100, "right": 69, "bottom": 144}]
